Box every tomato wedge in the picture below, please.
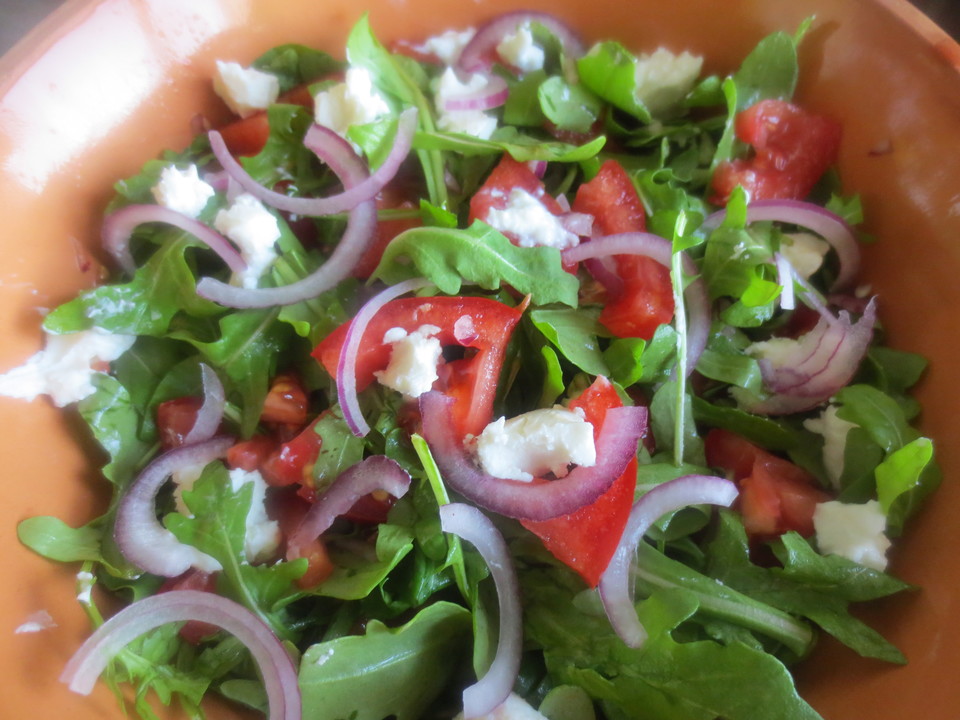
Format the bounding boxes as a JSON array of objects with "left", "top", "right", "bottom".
[
  {"left": 468, "top": 154, "right": 565, "bottom": 231},
  {"left": 521, "top": 377, "right": 638, "bottom": 587},
  {"left": 704, "top": 428, "right": 831, "bottom": 539},
  {"left": 314, "top": 296, "right": 523, "bottom": 437},
  {"left": 216, "top": 84, "right": 316, "bottom": 157}
]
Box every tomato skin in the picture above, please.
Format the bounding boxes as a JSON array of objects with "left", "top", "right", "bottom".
[
  {"left": 260, "top": 418, "right": 323, "bottom": 488},
  {"left": 711, "top": 99, "right": 842, "bottom": 204},
  {"left": 260, "top": 373, "right": 309, "bottom": 427},
  {"left": 573, "top": 160, "right": 647, "bottom": 236},
  {"left": 227, "top": 435, "right": 277, "bottom": 472},
  {"left": 705, "top": 428, "right": 831, "bottom": 539},
  {"left": 216, "top": 84, "right": 316, "bottom": 157},
  {"left": 313, "top": 296, "right": 522, "bottom": 437},
  {"left": 468, "top": 154, "right": 565, "bottom": 231},
  {"left": 156, "top": 396, "right": 205, "bottom": 450},
  {"left": 521, "top": 376, "right": 639, "bottom": 587}
]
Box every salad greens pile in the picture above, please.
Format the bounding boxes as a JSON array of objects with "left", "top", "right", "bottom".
[{"left": 14, "top": 12, "right": 940, "bottom": 720}]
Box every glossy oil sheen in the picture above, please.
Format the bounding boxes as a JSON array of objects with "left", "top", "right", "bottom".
[{"left": 1, "top": 0, "right": 958, "bottom": 718}]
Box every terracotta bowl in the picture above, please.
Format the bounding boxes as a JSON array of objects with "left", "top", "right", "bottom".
[{"left": 2, "top": 0, "right": 959, "bottom": 718}]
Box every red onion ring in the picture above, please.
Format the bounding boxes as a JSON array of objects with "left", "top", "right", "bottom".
[
  {"left": 598, "top": 475, "right": 738, "bottom": 647},
  {"left": 442, "top": 74, "right": 509, "bottom": 112},
  {"left": 286, "top": 455, "right": 412, "bottom": 560},
  {"left": 208, "top": 108, "right": 419, "bottom": 217},
  {"left": 183, "top": 364, "right": 226, "bottom": 445},
  {"left": 439, "top": 503, "right": 522, "bottom": 718},
  {"left": 196, "top": 128, "right": 377, "bottom": 308},
  {"left": 563, "top": 233, "right": 710, "bottom": 374},
  {"left": 583, "top": 257, "right": 625, "bottom": 297},
  {"left": 744, "top": 297, "right": 877, "bottom": 415},
  {"left": 559, "top": 211, "right": 595, "bottom": 238},
  {"left": 337, "top": 278, "right": 434, "bottom": 437},
  {"left": 702, "top": 200, "right": 860, "bottom": 291},
  {"left": 60, "top": 590, "right": 300, "bottom": 720},
  {"left": 419, "top": 391, "right": 647, "bottom": 521},
  {"left": 458, "top": 11, "right": 585, "bottom": 72},
  {"left": 114, "top": 437, "right": 232, "bottom": 577},
  {"left": 102, "top": 204, "right": 246, "bottom": 276},
  {"left": 528, "top": 160, "right": 547, "bottom": 179}
]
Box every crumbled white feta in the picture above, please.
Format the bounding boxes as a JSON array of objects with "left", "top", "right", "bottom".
[
  {"left": 213, "top": 60, "right": 280, "bottom": 118},
  {"left": 374, "top": 324, "right": 442, "bottom": 398},
  {"left": 150, "top": 164, "right": 216, "bottom": 219},
  {"left": 0, "top": 328, "right": 136, "bottom": 407},
  {"left": 313, "top": 67, "right": 391, "bottom": 140},
  {"left": 76, "top": 571, "right": 95, "bottom": 605},
  {"left": 229, "top": 468, "right": 281, "bottom": 563},
  {"left": 497, "top": 23, "right": 545, "bottom": 73},
  {"left": 172, "top": 464, "right": 204, "bottom": 517},
  {"left": 214, "top": 193, "right": 281, "bottom": 288},
  {"left": 485, "top": 188, "right": 580, "bottom": 250},
  {"left": 14, "top": 610, "right": 57, "bottom": 635},
  {"left": 475, "top": 406, "right": 596, "bottom": 482},
  {"left": 814, "top": 499, "right": 891, "bottom": 571},
  {"left": 454, "top": 693, "right": 549, "bottom": 720},
  {"left": 803, "top": 405, "right": 858, "bottom": 488},
  {"left": 414, "top": 27, "right": 476, "bottom": 66},
  {"left": 434, "top": 67, "right": 499, "bottom": 140},
  {"left": 633, "top": 47, "right": 703, "bottom": 116},
  {"left": 781, "top": 232, "right": 830, "bottom": 279}
]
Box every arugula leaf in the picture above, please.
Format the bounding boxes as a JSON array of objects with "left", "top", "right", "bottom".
[
  {"left": 78, "top": 374, "right": 153, "bottom": 486},
  {"left": 372, "top": 222, "right": 580, "bottom": 306},
  {"left": 312, "top": 523, "right": 414, "bottom": 601},
  {"left": 539, "top": 76, "right": 603, "bottom": 133},
  {"left": 252, "top": 43, "right": 343, "bottom": 92},
  {"left": 731, "top": 32, "right": 800, "bottom": 111},
  {"left": 530, "top": 307, "right": 610, "bottom": 376},
  {"left": 576, "top": 41, "right": 653, "bottom": 122},
  {"left": 18, "top": 516, "right": 106, "bottom": 565},
  {"left": 414, "top": 128, "right": 606, "bottom": 162}
]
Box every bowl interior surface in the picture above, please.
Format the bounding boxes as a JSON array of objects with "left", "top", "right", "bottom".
[{"left": 1, "top": 0, "right": 959, "bottom": 718}]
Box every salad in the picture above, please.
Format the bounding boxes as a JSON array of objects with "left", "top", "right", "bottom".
[{"left": 3, "top": 9, "right": 941, "bottom": 720}]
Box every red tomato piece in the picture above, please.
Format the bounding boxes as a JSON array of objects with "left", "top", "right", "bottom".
[
  {"left": 261, "top": 417, "right": 324, "bottom": 488},
  {"left": 352, "top": 190, "right": 421, "bottom": 279},
  {"left": 573, "top": 159, "right": 647, "bottom": 236},
  {"left": 270, "top": 489, "right": 336, "bottom": 588},
  {"left": 711, "top": 99, "right": 842, "bottom": 204},
  {"left": 704, "top": 428, "right": 831, "bottom": 539},
  {"left": 342, "top": 489, "right": 396, "bottom": 525},
  {"left": 227, "top": 435, "right": 278, "bottom": 472},
  {"left": 158, "top": 570, "right": 220, "bottom": 644},
  {"left": 313, "top": 296, "right": 523, "bottom": 438},
  {"left": 521, "top": 376, "right": 639, "bottom": 587},
  {"left": 468, "top": 154, "right": 565, "bottom": 233},
  {"left": 260, "top": 373, "right": 309, "bottom": 427},
  {"left": 216, "top": 84, "right": 317, "bottom": 157},
  {"left": 156, "top": 396, "right": 204, "bottom": 450}
]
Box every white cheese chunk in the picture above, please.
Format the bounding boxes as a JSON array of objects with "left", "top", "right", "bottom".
[
  {"left": 151, "top": 164, "right": 216, "bottom": 219},
  {"left": 313, "top": 67, "right": 391, "bottom": 140},
  {"left": 76, "top": 571, "right": 95, "bottom": 606},
  {"left": 813, "top": 499, "right": 891, "bottom": 571},
  {"left": 475, "top": 406, "right": 596, "bottom": 482},
  {"left": 213, "top": 60, "right": 280, "bottom": 118},
  {"left": 229, "top": 468, "right": 281, "bottom": 563},
  {"left": 214, "top": 193, "right": 281, "bottom": 288},
  {"left": 497, "top": 23, "right": 545, "bottom": 73},
  {"left": 374, "top": 324, "right": 442, "bottom": 398},
  {"left": 434, "top": 67, "right": 499, "bottom": 140},
  {"left": 781, "top": 232, "right": 830, "bottom": 279},
  {"left": 485, "top": 188, "right": 580, "bottom": 250},
  {"left": 633, "top": 47, "right": 703, "bottom": 116},
  {"left": 415, "top": 27, "right": 476, "bottom": 66},
  {"left": 0, "top": 328, "right": 135, "bottom": 407},
  {"left": 803, "top": 405, "right": 857, "bottom": 489}
]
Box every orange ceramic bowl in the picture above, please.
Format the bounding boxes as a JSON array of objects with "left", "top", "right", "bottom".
[{"left": 2, "top": 0, "right": 959, "bottom": 718}]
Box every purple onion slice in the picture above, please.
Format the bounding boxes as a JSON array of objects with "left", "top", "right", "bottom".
[
  {"left": 182, "top": 363, "right": 226, "bottom": 445},
  {"left": 458, "top": 11, "right": 585, "bottom": 72}
]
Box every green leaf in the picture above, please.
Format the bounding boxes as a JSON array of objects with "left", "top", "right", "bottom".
[
  {"left": 372, "top": 222, "right": 579, "bottom": 307},
  {"left": 530, "top": 307, "right": 610, "bottom": 376},
  {"left": 298, "top": 602, "right": 471, "bottom": 720},
  {"left": 252, "top": 43, "right": 343, "bottom": 92},
  {"left": 313, "top": 523, "right": 414, "bottom": 601},
  {"left": 18, "top": 516, "right": 105, "bottom": 564},
  {"left": 312, "top": 405, "right": 366, "bottom": 493},
  {"left": 78, "top": 374, "right": 153, "bottom": 486},
  {"left": 538, "top": 76, "right": 603, "bottom": 133},
  {"left": 731, "top": 32, "right": 800, "bottom": 110},
  {"left": 875, "top": 437, "right": 935, "bottom": 515},
  {"left": 414, "top": 128, "right": 606, "bottom": 163},
  {"left": 576, "top": 41, "right": 652, "bottom": 122}
]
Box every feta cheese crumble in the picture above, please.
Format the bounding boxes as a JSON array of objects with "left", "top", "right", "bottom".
[
  {"left": 813, "top": 499, "right": 891, "bottom": 571},
  {"left": 475, "top": 406, "right": 596, "bottom": 482},
  {"left": 213, "top": 61, "right": 280, "bottom": 118},
  {"left": 781, "top": 232, "right": 830, "bottom": 279},
  {"left": 414, "top": 27, "right": 476, "bottom": 66},
  {"left": 229, "top": 468, "right": 281, "bottom": 563},
  {"left": 434, "top": 67, "right": 499, "bottom": 140},
  {"left": 497, "top": 23, "right": 545, "bottom": 73},
  {"left": 314, "top": 67, "right": 391, "bottom": 140},
  {"left": 374, "top": 324, "right": 443, "bottom": 398},
  {"left": 214, "top": 193, "right": 282, "bottom": 289},
  {"left": 485, "top": 188, "right": 580, "bottom": 250},
  {"left": 803, "top": 405, "right": 858, "bottom": 488},
  {"left": 0, "top": 328, "right": 136, "bottom": 407},
  {"left": 633, "top": 48, "right": 703, "bottom": 116},
  {"left": 151, "top": 164, "right": 216, "bottom": 219},
  {"left": 76, "top": 571, "right": 95, "bottom": 605}
]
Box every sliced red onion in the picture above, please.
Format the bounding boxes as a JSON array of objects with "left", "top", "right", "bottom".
[
  {"left": 563, "top": 233, "right": 709, "bottom": 374},
  {"left": 337, "top": 278, "right": 434, "bottom": 437},
  {"left": 419, "top": 391, "right": 647, "bottom": 520},
  {"left": 286, "top": 455, "right": 412, "bottom": 560},
  {"left": 442, "top": 74, "right": 509, "bottom": 112},
  {"left": 208, "top": 108, "right": 418, "bottom": 217},
  {"left": 60, "top": 590, "right": 300, "bottom": 720},
  {"left": 183, "top": 364, "right": 226, "bottom": 445},
  {"left": 528, "top": 160, "right": 547, "bottom": 179},
  {"left": 743, "top": 298, "right": 877, "bottom": 415},
  {"left": 458, "top": 11, "right": 586, "bottom": 72},
  {"left": 599, "top": 475, "right": 738, "bottom": 647},
  {"left": 560, "top": 211, "right": 594, "bottom": 238},
  {"left": 196, "top": 127, "right": 377, "bottom": 308},
  {"left": 439, "top": 503, "right": 522, "bottom": 719},
  {"left": 103, "top": 204, "right": 246, "bottom": 275},
  {"left": 555, "top": 193, "right": 571, "bottom": 213},
  {"left": 583, "top": 257, "right": 625, "bottom": 297},
  {"left": 775, "top": 252, "right": 796, "bottom": 311},
  {"left": 702, "top": 200, "right": 860, "bottom": 291},
  {"left": 114, "top": 437, "right": 232, "bottom": 577}
]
